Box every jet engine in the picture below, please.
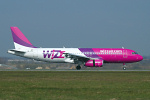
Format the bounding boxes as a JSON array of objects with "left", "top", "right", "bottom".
[{"left": 85, "top": 59, "right": 103, "bottom": 67}]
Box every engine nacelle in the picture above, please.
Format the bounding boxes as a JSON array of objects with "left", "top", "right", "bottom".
[{"left": 85, "top": 59, "right": 103, "bottom": 67}]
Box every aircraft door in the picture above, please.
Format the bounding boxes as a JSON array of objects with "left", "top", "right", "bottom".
[
  {"left": 32, "top": 49, "right": 38, "bottom": 59},
  {"left": 123, "top": 50, "right": 128, "bottom": 58}
]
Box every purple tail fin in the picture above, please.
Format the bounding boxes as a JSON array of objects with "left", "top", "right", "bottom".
[{"left": 10, "top": 27, "right": 36, "bottom": 49}]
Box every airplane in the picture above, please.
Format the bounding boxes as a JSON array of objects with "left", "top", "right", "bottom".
[{"left": 8, "top": 27, "right": 143, "bottom": 70}]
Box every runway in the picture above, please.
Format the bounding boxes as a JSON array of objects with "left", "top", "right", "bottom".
[{"left": 1, "top": 69, "right": 150, "bottom": 71}]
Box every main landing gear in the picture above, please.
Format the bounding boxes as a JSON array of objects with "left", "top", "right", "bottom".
[
  {"left": 76, "top": 65, "right": 81, "bottom": 70},
  {"left": 123, "top": 63, "right": 126, "bottom": 70}
]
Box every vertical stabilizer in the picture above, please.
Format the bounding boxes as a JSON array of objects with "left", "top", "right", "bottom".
[{"left": 10, "top": 27, "right": 36, "bottom": 49}]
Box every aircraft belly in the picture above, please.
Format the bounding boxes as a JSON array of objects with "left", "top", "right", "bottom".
[{"left": 38, "top": 57, "right": 66, "bottom": 63}]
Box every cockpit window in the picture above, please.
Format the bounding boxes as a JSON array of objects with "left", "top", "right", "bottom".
[{"left": 132, "top": 52, "right": 138, "bottom": 54}]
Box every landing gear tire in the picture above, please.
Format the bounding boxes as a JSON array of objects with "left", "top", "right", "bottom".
[
  {"left": 76, "top": 65, "right": 81, "bottom": 70},
  {"left": 123, "top": 63, "right": 126, "bottom": 70},
  {"left": 123, "top": 67, "right": 126, "bottom": 70}
]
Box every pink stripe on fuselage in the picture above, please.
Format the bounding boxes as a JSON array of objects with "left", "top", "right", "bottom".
[
  {"left": 10, "top": 27, "right": 32, "bottom": 45},
  {"left": 92, "top": 48, "right": 129, "bottom": 63}
]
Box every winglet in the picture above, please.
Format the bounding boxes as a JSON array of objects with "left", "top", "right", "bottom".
[{"left": 10, "top": 27, "right": 36, "bottom": 49}]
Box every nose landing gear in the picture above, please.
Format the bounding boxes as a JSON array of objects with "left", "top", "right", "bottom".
[
  {"left": 123, "top": 67, "right": 126, "bottom": 70},
  {"left": 123, "top": 63, "right": 126, "bottom": 70}
]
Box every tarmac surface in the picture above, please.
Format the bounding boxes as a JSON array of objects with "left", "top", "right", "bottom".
[{"left": 1, "top": 69, "right": 150, "bottom": 71}]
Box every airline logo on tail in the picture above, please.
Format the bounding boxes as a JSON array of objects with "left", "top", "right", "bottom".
[{"left": 10, "top": 27, "right": 36, "bottom": 49}]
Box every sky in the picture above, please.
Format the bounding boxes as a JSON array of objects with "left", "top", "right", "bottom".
[{"left": 0, "top": 0, "right": 150, "bottom": 57}]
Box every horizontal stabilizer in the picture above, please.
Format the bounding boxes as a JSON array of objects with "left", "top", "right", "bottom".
[
  {"left": 8, "top": 49, "right": 26, "bottom": 53},
  {"left": 7, "top": 49, "right": 26, "bottom": 55}
]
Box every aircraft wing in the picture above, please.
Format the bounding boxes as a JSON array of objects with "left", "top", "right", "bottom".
[{"left": 63, "top": 53, "right": 92, "bottom": 63}]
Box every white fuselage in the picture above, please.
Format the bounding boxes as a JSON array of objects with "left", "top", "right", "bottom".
[{"left": 10, "top": 48, "right": 86, "bottom": 63}]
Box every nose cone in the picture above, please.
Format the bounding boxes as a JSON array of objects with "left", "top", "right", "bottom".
[{"left": 137, "top": 55, "right": 143, "bottom": 61}]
